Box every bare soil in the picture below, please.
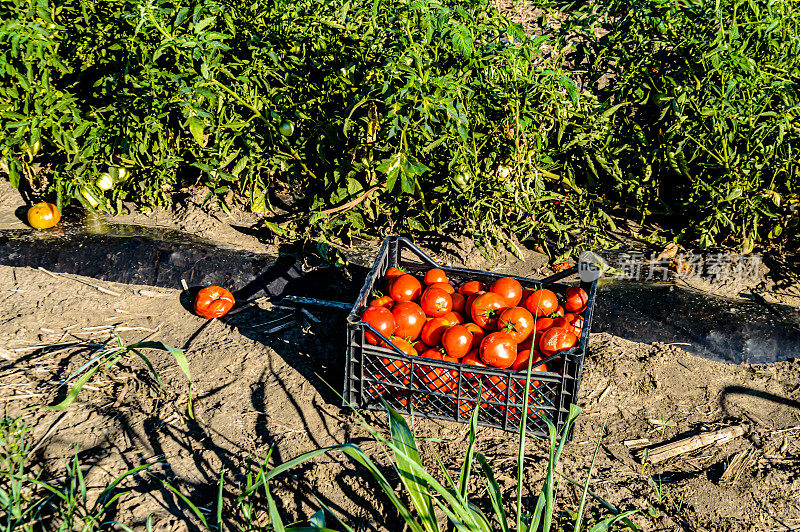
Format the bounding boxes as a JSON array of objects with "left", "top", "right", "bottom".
[{"left": 1, "top": 181, "right": 799, "bottom": 531}]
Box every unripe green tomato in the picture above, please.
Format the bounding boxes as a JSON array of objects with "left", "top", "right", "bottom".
[
  {"left": 81, "top": 187, "right": 100, "bottom": 208},
  {"left": 30, "top": 139, "right": 42, "bottom": 156},
  {"left": 109, "top": 166, "right": 130, "bottom": 183},
  {"left": 453, "top": 173, "right": 470, "bottom": 190},
  {"left": 96, "top": 173, "right": 114, "bottom": 191},
  {"left": 279, "top": 121, "right": 295, "bottom": 137}
]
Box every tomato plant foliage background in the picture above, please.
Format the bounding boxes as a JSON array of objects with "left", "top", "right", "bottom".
[{"left": 0, "top": 0, "right": 797, "bottom": 254}]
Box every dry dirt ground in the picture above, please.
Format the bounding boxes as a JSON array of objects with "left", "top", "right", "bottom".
[{"left": 1, "top": 181, "right": 800, "bottom": 532}]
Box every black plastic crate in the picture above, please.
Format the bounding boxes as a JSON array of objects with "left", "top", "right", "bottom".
[{"left": 344, "top": 236, "right": 598, "bottom": 439}]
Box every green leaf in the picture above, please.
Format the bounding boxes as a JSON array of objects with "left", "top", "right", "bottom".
[
  {"left": 458, "top": 405, "right": 479, "bottom": 500},
  {"left": 388, "top": 407, "right": 439, "bottom": 532},
  {"left": 188, "top": 117, "right": 206, "bottom": 148}
]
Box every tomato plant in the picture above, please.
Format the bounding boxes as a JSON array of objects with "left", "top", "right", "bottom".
[
  {"left": 391, "top": 302, "right": 426, "bottom": 341},
  {"left": 361, "top": 306, "right": 396, "bottom": 345},
  {"left": 194, "top": 286, "right": 235, "bottom": 319},
  {"left": 26, "top": 202, "right": 60, "bottom": 229}
]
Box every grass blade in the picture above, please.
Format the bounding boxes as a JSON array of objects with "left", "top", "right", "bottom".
[
  {"left": 265, "top": 480, "right": 286, "bottom": 532},
  {"left": 574, "top": 426, "right": 604, "bottom": 532},
  {"left": 149, "top": 474, "right": 209, "bottom": 527},
  {"left": 587, "top": 509, "right": 641, "bottom": 532},
  {"left": 216, "top": 466, "right": 225, "bottom": 528},
  {"left": 96, "top": 462, "right": 158, "bottom": 508},
  {"left": 387, "top": 406, "right": 439, "bottom": 532},
  {"left": 458, "top": 405, "right": 479, "bottom": 501},
  {"left": 476, "top": 453, "right": 507, "bottom": 532}
]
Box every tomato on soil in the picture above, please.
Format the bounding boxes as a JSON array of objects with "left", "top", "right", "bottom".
[
  {"left": 420, "top": 287, "right": 452, "bottom": 317},
  {"left": 423, "top": 268, "right": 448, "bottom": 285},
  {"left": 450, "top": 293, "right": 466, "bottom": 314},
  {"left": 27, "top": 202, "right": 61, "bottom": 229},
  {"left": 420, "top": 316, "right": 451, "bottom": 346},
  {"left": 564, "top": 286, "right": 589, "bottom": 313},
  {"left": 525, "top": 289, "right": 559, "bottom": 317},
  {"left": 479, "top": 331, "right": 517, "bottom": 369},
  {"left": 470, "top": 292, "right": 508, "bottom": 330},
  {"left": 194, "top": 286, "right": 235, "bottom": 319},
  {"left": 361, "top": 305, "right": 396, "bottom": 345},
  {"left": 490, "top": 277, "right": 523, "bottom": 307},
  {"left": 442, "top": 324, "right": 472, "bottom": 359},
  {"left": 458, "top": 280, "right": 487, "bottom": 296},
  {"left": 391, "top": 302, "right": 426, "bottom": 341},
  {"left": 538, "top": 327, "right": 577, "bottom": 357},
  {"left": 498, "top": 307, "right": 535, "bottom": 344},
  {"left": 369, "top": 295, "right": 394, "bottom": 308},
  {"left": 428, "top": 281, "right": 455, "bottom": 294},
  {"left": 389, "top": 274, "right": 422, "bottom": 302}
]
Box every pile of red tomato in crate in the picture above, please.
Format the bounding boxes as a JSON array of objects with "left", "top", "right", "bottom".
[{"left": 359, "top": 266, "right": 589, "bottom": 413}]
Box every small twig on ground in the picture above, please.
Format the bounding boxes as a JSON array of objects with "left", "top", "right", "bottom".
[
  {"left": 37, "top": 267, "right": 122, "bottom": 296},
  {"left": 638, "top": 425, "right": 746, "bottom": 464}
]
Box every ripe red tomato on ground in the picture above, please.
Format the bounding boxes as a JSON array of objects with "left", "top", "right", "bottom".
[
  {"left": 389, "top": 274, "right": 422, "bottom": 302},
  {"left": 442, "top": 324, "right": 472, "bottom": 359},
  {"left": 194, "top": 286, "right": 235, "bottom": 319},
  {"left": 420, "top": 287, "right": 452, "bottom": 317},
  {"left": 423, "top": 268, "right": 448, "bottom": 285},
  {"left": 391, "top": 302, "right": 426, "bottom": 340},
  {"left": 451, "top": 293, "right": 466, "bottom": 314},
  {"left": 458, "top": 280, "right": 486, "bottom": 296},
  {"left": 564, "top": 286, "right": 589, "bottom": 313},
  {"left": 525, "top": 289, "right": 559, "bottom": 317},
  {"left": 538, "top": 327, "right": 577, "bottom": 357},
  {"left": 369, "top": 295, "right": 394, "bottom": 308},
  {"left": 498, "top": 307, "right": 535, "bottom": 344},
  {"left": 479, "top": 331, "right": 517, "bottom": 369},
  {"left": 27, "top": 202, "right": 61, "bottom": 229},
  {"left": 428, "top": 281, "right": 455, "bottom": 294},
  {"left": 420, "top": 316, "right": 451, "bottom": 346},
  {"left": 361, "top": 306, "right": 396, "bottom": 345},
  {"left": 470, "top": 292, "right": 507, "bottom": 330},
  {"left": 491, "top": 277, "right": 523, "bottom": 307}
]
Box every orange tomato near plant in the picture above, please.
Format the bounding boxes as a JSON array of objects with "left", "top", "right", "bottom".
[{"left": 27, "top": 202, "right": 61, "bottom": 229}]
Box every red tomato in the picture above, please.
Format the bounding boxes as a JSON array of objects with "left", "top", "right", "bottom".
[
  {"left": 451, "top": 293, "right": 466, "bottom": 314},
  {"left": 552, "top": 313, "right": 583, "bottom": 335},
  {"left": 385, "top": 267, "right": 405, "bottom": 281},
  {"left": 361, "top": 306, "right": 396, "bottom": 345},
  {"left": 391, "top": 302, "right": 426, "bottom": 341},
  {"left": 442, "top": 325, "right": 472, "bottom": 359},
  {"left": 369, "top": 295, "right": 394, "bottom": 308},
  {"left": 419, "top": 287, "right": 452, "bottom": 317},
  {"left": 479, "top": 331, "right": 517, "bottom": 369},
  {"left": 458, "top": 350, "right": 507, "bottom": 411},
  {"left": 389, "top": 274, "right": 422, "bottom": 302},
  {"left": 520, "top": 287, "right": 535, "bottom": 308},
  {"left": 465, "top": 291, "right": 485, "bottom": 317},
  {"left": 470, "top": 292, "right": 508, "bottom": 330},
  {"left": 423, "top": 268, "right": 448, "bottom": 285},
  {"left": 416, "top": 349, "right": 455, "bottom": 392},
  {"left": 442, "top": 311, "right": 465, "bottom": 324},
  {"left": 428, "top": 281, "right": 455, "bottom": 294},
  {"left": 498, "top": 307, "right": 535, "bottom": 344},
  {"left": 554, "top": 305, "right": 565, "bottom": 318},
  {"left": 413, "top": 340, "right": 428, "bottom": 353},
  {"left": 27, "top": 202, "right": 61, "bottom": 229},
  {"left": 490, "top": 277, "right": 523, "bottom": 307},
  {"left": 464, "top": 322, "right": 486, "bottom": 350},
  {"left": 458, "top": 280, "right": 487, "bottom": 296},
  {"left": 533, "top": 316, "right": 555, "bottom": 334},
  {"left": 511, "top": 349, "right": 548, "bottom": 372},
  {"left": 420, "top": 316, "right": 451, "bottom": 346},
  {"left": 194, "top": 286, "right": 235, "bottom": 319},
  {"left": 538, "top": 327, "right": 577, "bottom": 357},
  {"left": 525, "top": 289, "right": 558, "bottom": 317},
  {"left": 565, "top": 286, "right": 589, "bottom": 313}
]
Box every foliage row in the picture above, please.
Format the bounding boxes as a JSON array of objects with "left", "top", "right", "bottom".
[{"left": 0, "top": 0, "right": 797, "bottom": 252}]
